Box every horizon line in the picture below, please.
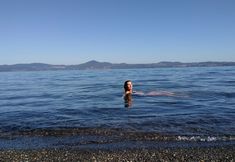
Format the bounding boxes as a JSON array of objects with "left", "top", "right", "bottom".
[{"left": 1, "top": 60, "right": 235, "bottom": 66}]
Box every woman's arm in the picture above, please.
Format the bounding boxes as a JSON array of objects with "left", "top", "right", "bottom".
[
  {"left": 133, "top": 91, "right": 145, "bottom": 95},
  {"left": 146, "top": 91, "right": 175, "bottom": 96}
]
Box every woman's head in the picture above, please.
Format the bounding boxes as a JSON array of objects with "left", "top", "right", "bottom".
[{"left": 124, "top": 80, "right": 133, "bottom": 92}]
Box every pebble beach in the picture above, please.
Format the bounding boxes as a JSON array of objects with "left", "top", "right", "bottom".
[{"left": 0, "top": 146, "right": 234, "bottom": 161}]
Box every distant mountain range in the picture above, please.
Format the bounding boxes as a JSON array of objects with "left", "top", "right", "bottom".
[{"left": 0, "top": 60, "right": 235, "bottom": 72}]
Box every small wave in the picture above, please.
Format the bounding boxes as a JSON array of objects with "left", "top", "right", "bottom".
[
  {"left": 220, "top": 92, "right": 235, "bottom": 98},
  {"left": 1, "top": 127, "right": 235, "bottom": 150},
  {"left": 177, "top": 136, "right": 235, "bottom": 142},
  {"left": 1, "top": 127, "right": 234, "bottom": 142}
]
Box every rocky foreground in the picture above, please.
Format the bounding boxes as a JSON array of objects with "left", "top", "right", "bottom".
[{"left": 0, "top": 146, "right": 234, "bottom": 161}]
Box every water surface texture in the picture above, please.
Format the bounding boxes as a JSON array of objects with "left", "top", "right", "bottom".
[{"left": 0, "top": 67, "right": 234, "bottom": 149}]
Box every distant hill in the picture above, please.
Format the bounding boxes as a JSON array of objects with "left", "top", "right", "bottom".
[{"left": 0, "top": 60, "right": 235, "bottom": 72}]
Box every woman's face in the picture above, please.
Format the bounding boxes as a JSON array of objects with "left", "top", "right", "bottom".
[{"left": 126, "top": 81, "right": 133, "bottom": 91}]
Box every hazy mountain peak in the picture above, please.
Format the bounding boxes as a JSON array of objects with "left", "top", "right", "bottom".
[{"left": 0, "top": 60, "right": 235, "bottom": 72}]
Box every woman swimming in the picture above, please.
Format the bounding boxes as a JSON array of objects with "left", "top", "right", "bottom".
[
  {"left": 123, "top": 80, "right": 175, "bottom": 97},
  {"left": 123, "top": 80, "right": 175, "bottom": 108}
]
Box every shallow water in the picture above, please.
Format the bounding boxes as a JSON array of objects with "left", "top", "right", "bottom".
[{"left": 0, "top": 67, "right": 235, "bottom": 148}]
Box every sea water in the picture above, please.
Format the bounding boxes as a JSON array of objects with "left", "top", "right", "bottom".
[{"left": 0, "top": 66, "right": 234, "bottom": 149}]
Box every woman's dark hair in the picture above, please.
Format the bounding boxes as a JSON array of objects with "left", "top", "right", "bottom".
[{"left": 124, "top": 80, "right": 131, "bottom": 92}]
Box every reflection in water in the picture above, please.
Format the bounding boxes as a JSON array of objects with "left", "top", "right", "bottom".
[{"left": 124, "top": 94, "right": 132, "bottom": 108}]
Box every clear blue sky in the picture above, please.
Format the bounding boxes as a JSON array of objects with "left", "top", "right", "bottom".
[{"left": 0, "top": 0, "right": 235, "bottom": 65}]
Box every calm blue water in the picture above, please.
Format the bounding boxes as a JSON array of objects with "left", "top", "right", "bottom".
[{"left": 0, "top": 67, "right": 235, "bottom": 149}]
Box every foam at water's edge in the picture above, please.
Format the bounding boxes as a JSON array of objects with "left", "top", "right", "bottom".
[
  {"left": 177, "top": 136, "right": 235, "bottom": 142},
  {"left": 1, "top": 127, "right": 234, "bottom": 143}
]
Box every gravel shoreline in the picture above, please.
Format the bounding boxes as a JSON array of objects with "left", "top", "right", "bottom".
[{"left": 0, "top": 146, "right": 234, "bottom": 161}]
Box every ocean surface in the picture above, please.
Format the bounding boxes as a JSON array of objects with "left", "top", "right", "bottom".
[{"left": 0, "top": 66, "right": 235, "bottom": 149}]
